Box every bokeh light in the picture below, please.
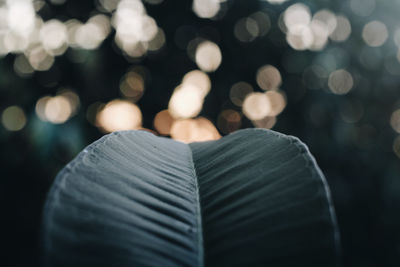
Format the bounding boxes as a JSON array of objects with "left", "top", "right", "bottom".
[
  {"left": 362, "top": 20, "right": 388, "bottom": 47},
  {"left": 182, "top": 70, "right": 211, "bottom": 98},
  {"left": 1, "top": 105, "right": 26, "bottom": 131},
  {"left": 170, "top": 117, "right": 220, "bottom": 143},
  {"left": 328, "top": 69, "right": 354, "bottom": 95},
  {"left": 2, "top": 1, "right": 400, "bottom": 265},
  {"left": 265, "top": 90, "right": 286, "bottom": 116},
  {"left": 96, "top": 99, "right": 142, "bottom": 133},
  {"left": 242, "top": 92, "right": 271, "bottom": 121},
  {"left": 153, "top": 109, "right": 174, "bottom": 135},
  {"left": 168, "top": 84, "right": 204, "bottom": 119},
  {"left": 120, "top": 71, "right": 145, "bottom": 101},
  {"left": 230, "top": 81, "right": 253, "bottom": 107},
  {"left": 390, "top": 109, "right": 400, "bottom": 134},
  {"left": 329, "top": 15, "right": 351, "bottom": 42},
  {"left": 44, "top": 96, "right": 72, "bottom": 124},
  {"left": 192, "top": 0, "right": 221, "bottom": 19},
  {"left": 195, "top": 41, "right": 222, "bottom": 72},
  {"left": 256, "top": 65, "right": 282, "bottom": 91},
  {"left": 35, "top": 90, "right": 80, "bottom": 124}
]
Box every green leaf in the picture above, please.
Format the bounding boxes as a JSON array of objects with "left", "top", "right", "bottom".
[{"left": 41, "top": 129, "right": 340, "bottom": 267}]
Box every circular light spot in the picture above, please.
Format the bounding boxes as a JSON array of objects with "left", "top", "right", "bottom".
[
  {"left": 35, "top": 96, "right": 51, "bottom": 121},
  {"left": 192, "top": 0, "right": 220, "bottom": 19},
  {"left": 59, "top": 90, "right": 80, "bottom": 116},
  {"left": 182, "top": 70, "right": 211, "bottom": 98},
  {"left": 27, "top": 45, "right": 55, "bottom": 71},
  {"left": 44, "top": 95, "right": 72, "bottom": 124},
  {"left": 286, "top": 24, "right": 314, "bottom": 50},
  {"left": 148, "top": 28, "right": 166, "bottom": 51},
  {"left": 312, "top": 9, "right": 337, "bottom": 35},
  {"left": 1, "top": 106, "right": 26, "bottom": 131},
  {"left": 40, "top": 19, "right": 68, "bottom": 55},
  {"left": 195, "top": 41, "right": 222, "bottom": 72},
  {"left": 265, "top": 90, "right": 286, "bottom": 116},
  {"left": 234, "top": 17, "right": 259, "bottom": 43},
  {"left": 330, "top": 15, "right": 351, "bottom": 42},
  {"left": 14, "top": 54, "right": 34, "bottom": 77},
  {"left": 249, "top": 12, "right": 271, "bottom": 37},
  {"left": 230, "top": 81, "right": 253, "bottom": 106},
  {"left": 309, "top": 20, "right": 329, "bottom": 51},
  {"left": 362, "top": 20, "right": 388, "bottom": 47},
  {"left": 283, "top": 3, "right": 311, "bottom": 31},
  {"left": 96, "top": 99, "right": 142, "bottom": 132},
  {"left": 390, "top": 109, "right": 400, "bottom": 134},
  {"left": 168, "top": 85, "right": 204, "bottom": 119},
  {"left": 256, "top": 65, "right": 282, "bottom": 91},
  {"left": 242, "top": 92, "right": 271, "bottom": 120},
  {"left": 120, "top": 71, "right": 145, "bottom": 101},
  {"left": 153, "top": 110, "right": 174, "bottom": 135},
  {"left": 328, "top": 69, "right": 353, "bottom": 95}
]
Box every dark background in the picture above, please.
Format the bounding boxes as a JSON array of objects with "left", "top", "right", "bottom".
[{"left": 1, "top": 0, "right": 400, "bottom": 266}]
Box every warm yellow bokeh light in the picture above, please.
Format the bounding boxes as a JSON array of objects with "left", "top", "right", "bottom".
[
  {"left": 27, "top": 45, "right": 55, "bottom": 71},
  {"left": 96, "top": 99, "right": 142, "bottom": 133},
  {"left": 170, "top": 117, "right": 220, "bottom": 143},
  {"left": 286, "top": 24, "right": 314, "bottom": 50},
  {"left": 192, "top": 0, "right": 220, "bottom": 19},
  {"left": 182, "top": 70, "right": 211, "bottom": 98},
  {"left": 242, "top": 92, "right": 271, "bottom": 121},
  {"left": 59, "top": 90, "right": 80, "bottom": 116},
  {"left": 265, "top": 90, "right": 286, "bottom": 116},
  {"left": 44, "top": 95, "right": 72, "bottom": 124},
  {"left": 168, "top": 85, "right": 204, "bottom": 119},
  {"left": 14, "top": 54, "right": 34, "bottom": 77},
  {"left": 74, "top": 14, "right": 111, "bottom": 50},
  {"left": 195, "top": 40, "right": 222, "bottom": 72},
  {"left": 256, "top": 65, "right": 282, "bottom": 91},
  {"left": 153, "top": 109, "right": 174, "bottom": 135},
  {"left": 1, "top": 105, "right": 26, "bottom": 131},
  {"left": 283, "top": 3, "right": 311, "bottom": 31},
  {"left": 35, "top": 91, "right": 80, "bottom": 124},
  {"left": 40, "top": 19, "right": 68, "bottom": 56},
  {"left": 112, "top": 0, "right": 159, "bottom": 57},
  {"left": 328, "top": 69, "right": 354, "bottom": 95},
  {"left": 252, "top": 116, "right": 277, "bottom": 129}
]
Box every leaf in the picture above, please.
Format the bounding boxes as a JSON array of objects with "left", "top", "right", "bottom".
[{"left": 41, "top": 129, "right": 340, "bottom": 267}]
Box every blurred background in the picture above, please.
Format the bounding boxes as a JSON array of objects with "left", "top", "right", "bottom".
[{"left": 0, "top": 0, "right": 399, "bottom": 266}]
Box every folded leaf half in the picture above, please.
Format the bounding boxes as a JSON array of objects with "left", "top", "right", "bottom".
[{"left": 41, "top": 128, "right": 341, "bottom": 267}]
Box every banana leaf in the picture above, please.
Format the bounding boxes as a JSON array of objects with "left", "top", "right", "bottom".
[{"left": 41, "top": 128, "right": 341, "bottom": 266}]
